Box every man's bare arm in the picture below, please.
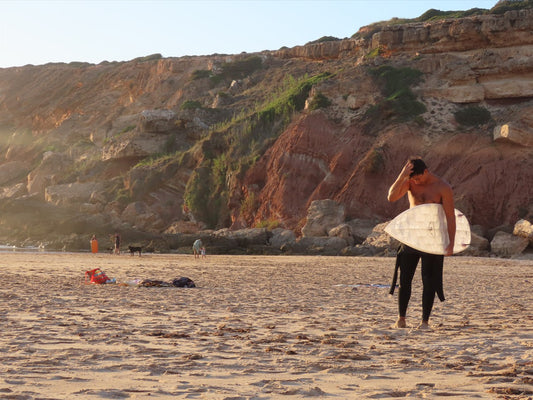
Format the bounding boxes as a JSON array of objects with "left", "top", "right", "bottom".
[{"left": 387, "top": 161, "right": 413, "bottom": 202}]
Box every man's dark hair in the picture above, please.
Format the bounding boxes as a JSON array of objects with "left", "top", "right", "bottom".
[{"left": 409, "top": 158, "right": 427, "bottom": 177}]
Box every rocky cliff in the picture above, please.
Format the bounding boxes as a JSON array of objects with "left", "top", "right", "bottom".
[{"left": 0, "top": 5, "right": 532, "bottom": 251}]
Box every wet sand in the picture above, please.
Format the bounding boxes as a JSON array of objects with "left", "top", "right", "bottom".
[{"left": 0, "top": 252, "right": 531, "bottom": 399}]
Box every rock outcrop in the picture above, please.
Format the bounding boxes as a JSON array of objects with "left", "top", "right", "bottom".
[
  {"left": 139, "top": 110, "right": 178, "bottom": 133},
  {"left": 27, "top": 152, "right": 70, "bottom": 197},
  {"left": 513, "top": 219, "right": 533, "bottom": 246},
  {"left": 490, "top": 231, "right": 530, "bottom": 258},
  {"left": 371, "top": 10, "right": 533, "bottom": 54},
  {"left": 494, "top": 120, "right": 533, "bottom": 147},
  {"left": 301, "top": 200, "right": 345, "bottom": 237}
]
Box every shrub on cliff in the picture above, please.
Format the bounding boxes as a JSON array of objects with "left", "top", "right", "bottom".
[
  {"left": 454, "top": 105, "right": 492, "bottom": 126},
  {"left": 184, "top": 160, "right": 230, "bottom": 229},
  {"left": 370, "top": 65, "right": 422, "bottom": 97},
  {"left": 220, "top": 56, "right": 262, "bottom": 79},
  {"left": 256, "top": 218, "right": 280, "bottom": 230},
  {"left": 366, "top": 65, "right": 426, "bottom": 124},
  {"left": 209, "top": 56, "right": 263, "bottom": 86},
  {"left": 256, "top": 73, "right": 333, "bottom": 124},
  {"left": 240, "top": 191, "right": 258, "bottom": 222},
  {"left": 181, "top": 100, "right": 203, "bottom": 110},
  {"left": 191, "top": 69, "right": 211, "bottom": 80},
  {"left": 491, "top": 0, "right": 533, "bottom": 14},
  {"left": 307, "top": 92, "right": 332, "bottom": 111},
  {"left": 362, "top": 147, "right": 386, "bottom": 174}
]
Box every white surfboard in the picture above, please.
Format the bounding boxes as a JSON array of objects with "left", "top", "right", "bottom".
[{"left": 384, "top": 204, "right": 471, "bottom": 255}]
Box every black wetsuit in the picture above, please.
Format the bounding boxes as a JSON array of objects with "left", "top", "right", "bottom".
[{"left": 390, "top": 244, "right": 445, "bottom": 321}]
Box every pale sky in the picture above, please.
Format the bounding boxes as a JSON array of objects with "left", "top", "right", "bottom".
[{"left": 1, "top": 0, "right": 497, "bottom": 68}]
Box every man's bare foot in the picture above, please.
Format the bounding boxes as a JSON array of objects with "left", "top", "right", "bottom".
[
  {"left": 416, "top": 321, "right": 431, "bottom": 330},
  {"left": 394, "top": 318, "right": 407, "bottom": 328}
]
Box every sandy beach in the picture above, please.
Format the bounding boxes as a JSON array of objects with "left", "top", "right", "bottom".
[{"left": 0, "top": 252, "right": 531, "bottom": 399}]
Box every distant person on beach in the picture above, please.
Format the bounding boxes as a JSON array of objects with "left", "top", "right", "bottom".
[
  {"left": 192, "top": 239, "right": 203, "bottom": 259},
  {"left": 114, "top": 233, "right": 121, "bottom": 255},
  {"left": 90, "top": 235, "right": 98, "bottom": 254},
  {"left": 387, "top": 157, "right": 456, "bottom": 330}
]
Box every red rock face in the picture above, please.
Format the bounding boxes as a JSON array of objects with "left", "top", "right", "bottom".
[{"left": 242, "top": 112, "right": 533, "bottom": 232}]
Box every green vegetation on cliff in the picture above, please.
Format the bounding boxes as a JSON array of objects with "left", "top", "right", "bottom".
[
  {"left": 365, "top": 65, "right": 425, "bottom": 125},
  {"left": 454, "top": 105, "right": 492, "bottom": 127},
  {"left": 307, "top": 92, "right": 332, "bottom": 111},
  {"left": 492, "top": 0, "right": 533, "bottom": 14},
  {"left": 181, "top": 100, "right": 203, "bottom": 110},
  {"left": 352, "top": 1, "right": 533, "bottom": 40},
  {"left": 183, "top": 72, "right": 332, "bottom": 228}
]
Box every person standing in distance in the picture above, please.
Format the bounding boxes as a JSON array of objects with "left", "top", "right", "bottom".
[
  {"left": 90, "top": 235, "right": 98, "bottom": 254},
  {"left": 114, "top": 232, "right": 121, "bottom": 255},
  {"left": 387, "top": 158, "right": 456, "bottom": 329},
  {"left": 192, "top": 239, "right": 203, "bottom": 259}
]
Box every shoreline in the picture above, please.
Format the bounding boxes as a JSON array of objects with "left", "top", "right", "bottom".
[{"left": 1, "top": 253, "right": 531, "bottom": 399}]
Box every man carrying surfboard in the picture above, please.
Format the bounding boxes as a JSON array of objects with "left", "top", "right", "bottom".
[{"left": 387, "top": 158, "right": 456, "bottom": 329}]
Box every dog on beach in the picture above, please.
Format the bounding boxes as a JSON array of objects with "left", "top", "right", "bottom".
[{"left": 128, "top": 246, "right": 142, "bottom": 256}]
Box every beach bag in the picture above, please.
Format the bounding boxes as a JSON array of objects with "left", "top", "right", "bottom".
[
  {"left": 85, "top": 268, "right": 110, "bottom": 284},
  {"left": 172, "top": 277, "right": 196, "bottom": 288}
]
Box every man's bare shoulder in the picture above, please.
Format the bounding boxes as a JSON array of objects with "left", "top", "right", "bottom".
[
  {"left": 432, "top": 174, "right": 452, "bottom": 191},
  {"left": 439, "top": 177, "right": 453, "bottom": 192},
  {"left": 436, "top": 177, "right": 454, "bottom": 205}
]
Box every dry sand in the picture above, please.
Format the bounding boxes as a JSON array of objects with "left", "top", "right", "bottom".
[{"left": 0, "top": 252, "right": 531, "bottom": 399}]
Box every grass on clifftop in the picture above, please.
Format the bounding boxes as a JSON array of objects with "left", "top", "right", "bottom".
[
  {"left": 491, "top": 0, "right": 533, "bottom": 14},
  {"left": 352, "top": 1, "right": 533, "bottom": 40}
]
